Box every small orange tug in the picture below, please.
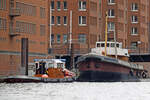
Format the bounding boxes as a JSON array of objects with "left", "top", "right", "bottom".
[
  {"left": 1, "top": 59, "right": 76, "bottom": 83},
  {"left": 34, "top": 59, "right": 76, "bottom": 80}
]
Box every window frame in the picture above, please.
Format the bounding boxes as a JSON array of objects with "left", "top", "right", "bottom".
[
  {"left": 79, "top": 16, "right": 87, "bottom": 26},
  {"left": 79, "top": 1, "right": 86, "bottom": 11}
]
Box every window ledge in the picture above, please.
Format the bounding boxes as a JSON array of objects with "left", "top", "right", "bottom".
[
  {"left": 57, "top": 9, "right": 61, "bottom": 11},
  {"left": 131, "top": 10, "right": 138, "bottom": 12},
  {"left": 131, "top": 22, "right": 138, "bottom": 24},
  {"left": 108, "top": 3, "right": 116, "bottom": 5},
  {"left": 131, "top": 34, "right": 138, "bottom": 35},
  {"left": 64, "top": 9, "right": 67, "bottom": 11},
  {"left": 79, "top": 24, "right": 87, "bottom": 26},
  {"left": 108, "top": 16, "right": 115, "bottom": 18},
  {"left": 78, "top": 9, "right": 86, "bottom": 11},
  {"left": 57, "top": 24, "right": 61, "bottom": 26}
]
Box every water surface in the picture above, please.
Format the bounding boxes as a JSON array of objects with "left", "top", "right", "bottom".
[{"left": 0, "top": 82, "right": 150, "bottom": 100}]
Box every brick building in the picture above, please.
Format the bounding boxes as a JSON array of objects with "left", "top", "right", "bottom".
[
  {"left": 100, "top": 0, "right": 150, "bottom": 54},
  {"left": 0, "top": 0, "right": 49, "bottom": 75},
  {"left": 0, "top": 0, "right": 150, "bottom": 75},
  {"left": 48, "top": 0, "right": 101, "bottom": 56}
]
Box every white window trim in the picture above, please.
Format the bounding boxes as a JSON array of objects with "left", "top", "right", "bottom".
[
  {"left": 79, "top": 16, "right": 87, "bottom": 26},
  {"left": 131, "top": 9, "right": 138, "bottom": 12},
  {"left": 108, "top": 0, "right": 115, "bottom": 5},
  {"left": 131, "top": 3, "right": 138, "bottom": 11},
  {"left": 108, "top": 9, "right": 115, "bottom": 18},
  {"left": 108, "top": 16, "right": 115, "bottom": 18},
  {"left": 79, "top": 1, "right": 86, "bottom": 11},
  {"left": 131, "top": 22, "right": 138, "bottom": 24},
  {"left": 108, "top": 22, "right": 115, "bottom": 32},
  {"left": 63, "top": 16, "right": 67, "bottom": 26},
  {"left": 131, "top": 16, "right": 138, "bottom": 23},
  {"left": 108, "top": 3, "right": 116, "bottom": 5},
  {"left": 131, "top": 27, "right": 138, "bottom": 35}
]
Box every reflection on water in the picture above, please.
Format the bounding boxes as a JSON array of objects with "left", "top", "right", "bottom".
[{"left": 0, "top": 82, "right": 150, "bottom": 100}]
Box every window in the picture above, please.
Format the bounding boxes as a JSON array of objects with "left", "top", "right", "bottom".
[
  {"left": 40, "top": 7, "right": 45, "bottom": 18},
  {"left": 63, "top": 16, "right": 67, "bottom": 25},
  {"left": 108, "top": 22, "right": 115, "bottom": 32},
  {"left": 131, "top": 27, "right": 138, "bottom": 35},
  {"left": 57, "top": 16, "right": 61, "bottom": 25},
  {"left": 0, "top": 17, "right": 6, "bottom": 31},
  {"left": 131, "top": 16, "right": 138, "bottom": 23},
  {"left": 57, "top": 1, "right": 61, "bottom": 10},
  {"left": 131, "top": 42, "right": 137, "bottom": 49},
  {"left": 63, "top": 34, "right": 67, "bottom": 43},
  {"left": 16, "top": 2, "right": 36, "bottom": 16},
  {"left": 108, "top": 9, "right": 115, "bottom": 17},
  {"left": 78, "top": 34, "right": 86, "bottom": 43},
  {"left": 79, "top": 16, "right": 86, "bottom": 25},
  {"left": 40, "top": 25, "right": 45, "bottom": 36},
  {"left": 57, "top": 34, "right": 61, "bottom": 43},
  {"left": 79, "top": 1, "right": 86, "bottom": 11},
  {"left": 51, "top": 34, "right": 54, "bottom": 43},
  {"left": 51, "top": 16, "right": 54, "bottom": 25},
  {"left": 16, "top": 21, "right": 36, "bottom": 34},
  {"left": 108, "top": 0, "right": 115, "bottom": 4},
  {"left": 51, "top": 1, "right": 54, "bottom": 10},
  {"left": 63, "top": 1, "right": 67, "bottom": 10},
  {"left": 131, "top": 3, "right": 138, "bottom": 11},
  {"left": 0, "top": 0, "right": 6, "bottom": 10}
]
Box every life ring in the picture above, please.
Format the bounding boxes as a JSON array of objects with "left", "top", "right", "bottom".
[{"left": 142, "top": 71, "right": 147, "bottom": 78}]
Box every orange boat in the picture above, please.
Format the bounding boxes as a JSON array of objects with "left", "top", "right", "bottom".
[{"left": 2, "top": 59, "right": 76, "bottom": 83}]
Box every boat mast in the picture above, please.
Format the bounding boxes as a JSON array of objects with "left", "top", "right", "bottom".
[{"left": 104, "top": 12, "right": 108, "bottom": 56}]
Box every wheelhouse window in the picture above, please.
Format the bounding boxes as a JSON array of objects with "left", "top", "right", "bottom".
[{"left": 48, "top": 63, "right": 54, "bottom": 68}]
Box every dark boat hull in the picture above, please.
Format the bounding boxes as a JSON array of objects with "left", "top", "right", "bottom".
[
  {"left": 76, "top": 54, "right": 147, "bottom": 82},
  {"left": 77, "top": 71, "right": 140, "bottom": 82},
  {"left": 0, "top": 75, "right": 75, "bottom": 83}
]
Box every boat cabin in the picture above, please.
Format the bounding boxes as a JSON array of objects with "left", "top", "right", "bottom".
[
  {"left": 91, "top": 41, "right": 129, "bottom": 61},
  {"left": 34, "top": 59, "right": 65, "bottom": 75}
]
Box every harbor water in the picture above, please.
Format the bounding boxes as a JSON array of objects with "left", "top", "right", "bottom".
[{"left": 0, "top": 82, "right": 150, "bottom": 100}]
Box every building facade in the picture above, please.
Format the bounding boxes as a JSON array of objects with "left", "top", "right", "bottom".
[
  {"left": 48, "top": 0, "right": 101, "bottom": 56},
  {"left": 0, "top": 0, "right": 49, "bottom": 75},
  {"left": 100, "top": 0, "right": 150, "bottom": 54}
]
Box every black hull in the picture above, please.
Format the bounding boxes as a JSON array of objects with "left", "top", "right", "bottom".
[
  {"left": 77, "top": 71, "right": 140, "bottom": 82},
  {"left": 0, "top": 75, "right": 75, "bottom": 83}
]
